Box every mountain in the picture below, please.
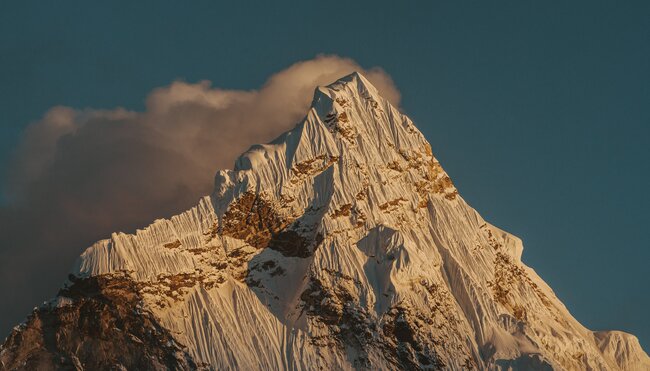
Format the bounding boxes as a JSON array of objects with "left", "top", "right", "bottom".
[{"left": 1, "top": 72, "right": 648, "bottom": 370}]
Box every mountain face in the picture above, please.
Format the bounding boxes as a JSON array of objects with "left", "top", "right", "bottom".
[{"left": 1, "top": 72, "right": 648, "bottom": 371}]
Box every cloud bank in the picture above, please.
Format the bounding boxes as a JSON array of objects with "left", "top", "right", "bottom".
[{"left": 0, "top": 55, "right": 399, "bottom": 336}]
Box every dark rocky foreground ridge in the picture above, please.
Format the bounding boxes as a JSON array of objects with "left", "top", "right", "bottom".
[{"left": 1, "top": 275, "right": 199, "bottom": 370}]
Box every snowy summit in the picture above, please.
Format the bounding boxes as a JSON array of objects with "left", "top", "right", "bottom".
[{"left": 1, "top": 72, "right": 648, "bottom": 370}]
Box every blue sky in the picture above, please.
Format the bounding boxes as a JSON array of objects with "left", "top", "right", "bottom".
[{"left": 1, "top": 1, "right": 648, "bottom": 348}]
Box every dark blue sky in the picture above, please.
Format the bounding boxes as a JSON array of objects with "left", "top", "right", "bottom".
[{"left": 1, "top": 1, "right": 648, "bottom": 348}]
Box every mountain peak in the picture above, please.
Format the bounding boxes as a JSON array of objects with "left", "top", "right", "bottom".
[
  {"left": 324, "top": 70, "right": 379, "bottom": 94},
  {"left": 2, "top": 72, "right": 648, "bottom": 370},
  {"left": 311, "top": 71, "right": 385, "bottom": 119},
  {"left": 226, "top": 69, "right": 449, "bottom": 212}
]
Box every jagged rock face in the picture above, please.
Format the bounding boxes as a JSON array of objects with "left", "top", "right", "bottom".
[
  {"left": 0, "top": 275, "right": 198, "bottom": 370},
  {"left": 1, "top": 72, "right": 649, "bottom": 371}
]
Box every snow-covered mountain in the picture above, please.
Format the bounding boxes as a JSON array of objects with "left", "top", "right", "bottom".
[{"left": 1, "top": 72, "right": 648, "bottom": 370}]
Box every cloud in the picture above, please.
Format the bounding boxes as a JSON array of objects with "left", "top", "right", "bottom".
[{"left": 0, "top": 55, "right": 400, "bottom": 336}]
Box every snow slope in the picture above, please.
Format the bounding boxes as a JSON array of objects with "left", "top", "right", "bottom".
[{"left": 2, "top": 72, "right": 648, "bottom": 370}]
